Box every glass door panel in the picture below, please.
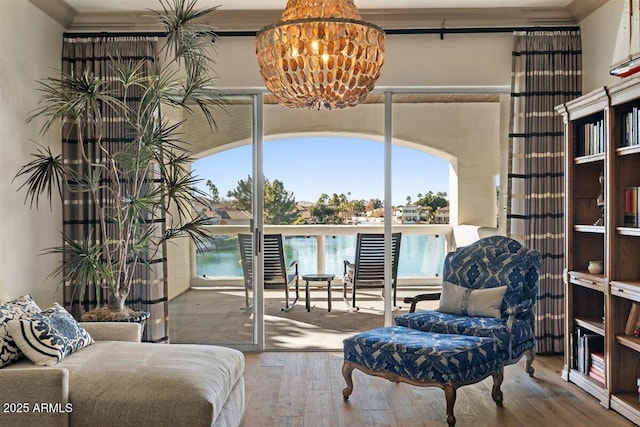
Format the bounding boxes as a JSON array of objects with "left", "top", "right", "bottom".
[
  {"left": 262, "top": 95, "right": 384, "bottom": 350},
  {"left": 391, "top": 93, "right": 450, "bottom": 293},
  {"left": 171, "top": 95, "right": 259, "bottom": 350}
]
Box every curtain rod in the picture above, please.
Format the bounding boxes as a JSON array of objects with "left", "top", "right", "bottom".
[{"left": 63, "top": 25, "right": 580, "bottom": 39}]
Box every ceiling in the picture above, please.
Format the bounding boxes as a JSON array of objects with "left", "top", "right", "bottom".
[{"left": 28, "top": 0, "right": 609, "bottom": 31}]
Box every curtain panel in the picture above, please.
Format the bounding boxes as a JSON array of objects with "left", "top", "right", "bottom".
[
  {"left": 507, "top": 30, "right": 582, "bottom": 354},
  {"left": 61, "top": 36, "right": 168, "bottom": 343}
]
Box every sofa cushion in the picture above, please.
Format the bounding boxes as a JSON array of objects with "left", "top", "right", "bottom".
[
  {"left": 438, "top": 281, "right": 506, "bottom": 318},
  {"left": 0, "top": 294, "right": 41, "bottom": 368},
  {"left": 55, "top": 341, "right": 244, "bottom": 427},
  {"left": 8, "top": 304, "right": 93, "bottom": 366}
]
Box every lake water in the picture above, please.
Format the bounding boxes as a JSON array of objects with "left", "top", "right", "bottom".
[{"left": 196, "top": 234, "right": 446, "bottom": 278}]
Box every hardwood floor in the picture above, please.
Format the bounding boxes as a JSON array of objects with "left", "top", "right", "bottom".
[{"left": 241, "top": 353, "right": 633, "bottom": 427}]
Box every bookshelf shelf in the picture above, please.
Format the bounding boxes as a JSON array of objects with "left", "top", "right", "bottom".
[
  {"left": 557, "top": 76, "right": 640, "bottom": 422},
  {"left": 616, "top": 335, "right": 640, "bottom": 352},
  {"left": 611, "top": 393, "right": 640, "bottom": 426},
  {"left": 568, "top": 272, "right": 605, "bottom": 291},
  {"left": 574, "top": 225, "right": 605, "bottom": 233},
  {"left": 616, "top": 227, "right": 640, "bottom": 237},
  {"left": 617, "top": 145, "right": 640, "bottom": 156},
  {"left": 575, "top": 153, "right": 605, "bottom": 164},
  {"left": 576, "top": 317, "right": 605, "bottom": 336}
]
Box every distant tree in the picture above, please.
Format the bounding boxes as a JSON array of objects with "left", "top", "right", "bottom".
[
  {"left": 264, "top": 179, "right": 297, "bottom": 224},
  {"left": 365, "top": 198, "right": 382, "bottom": 212},
  {"left": 416, "top": 191, "right": 448, "bottom": 211},
  {"left": 310, "top": 203, "right": 337, "bottom": 223},
  {"left": 311, "top": 194, "right": 338, "bottom": 223},
  {"left": 227, "top": 176, "right": 298, "bottom": 224},
  {"left": 406, "top": 196, "right": 412, "bottom": 206},
  {"left": 317, "top": 193, "right": 329, "bottom": 205},
  {"left": 351, "top": 199, "right": 365, "bottom": 215},
  {"left": 416, "top": 191, "right": 448, "bottom": 222},
  {"left": 206, "top": 179, "right": 220, "bottom": 203},
  {"left": 227, "top": 175, "right": 253, "bottom": 211}
]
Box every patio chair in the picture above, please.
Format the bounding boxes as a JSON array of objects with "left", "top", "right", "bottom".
[
  {"left": 238, "top": 233, "right": 300, "bottom": 311},
  {"left": 343, "top": 232, "right": 402, "bottom": 311}
]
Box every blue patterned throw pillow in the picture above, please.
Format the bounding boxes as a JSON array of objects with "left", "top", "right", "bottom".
[
  {"left": 0, "top": 294, "right": 42, "bottom": 368},
  {"left": 7, "top": 304, "right": 93, "bottom": 366}
]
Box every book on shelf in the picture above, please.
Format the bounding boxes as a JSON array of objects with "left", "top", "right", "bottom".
[
  {"left": 577, "top": 119, "right": 605, "bottom": 156},
  {"left": 623, "top": 187, "right": 640, "bottom": 228},
  {"left": 590, "top": 352, "right": 605, "bottom": 371},
  {"left": 576, "top": 327, "right": 585, "bottom": 373},
  {"left": 589, "top": 365, "right": 605, "bottom": 385},
  {"left": 574, "top": 328, "right": 605, "bottom": 375},
  {"left": 584, "top": 334, "right": 604, "bottom": 374},
  {"left": 621, "top": 108, "right": 639, "bottom": 147}
]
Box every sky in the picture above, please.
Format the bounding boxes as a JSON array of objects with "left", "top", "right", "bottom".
[{"left": 193, "top": 137, "right": 449, "bottom": 206}]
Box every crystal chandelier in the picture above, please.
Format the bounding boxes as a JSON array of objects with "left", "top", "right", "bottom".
[{"left": 256, "top": 0, "right": 385, "bottom": 110}]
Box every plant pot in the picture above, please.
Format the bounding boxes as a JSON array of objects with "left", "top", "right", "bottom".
[{"left": 80, "top": 307, "right": 150, "bottom": 338}]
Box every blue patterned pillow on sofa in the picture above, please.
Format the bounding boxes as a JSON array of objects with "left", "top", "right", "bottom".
[
  {"left": 0, "top": 294, "right": 42, "bottom": 368},
  {"left": 8, "top": 304, "right": 93, "bottom": 366}
]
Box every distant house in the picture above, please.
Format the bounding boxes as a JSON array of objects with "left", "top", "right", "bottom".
[
  {"left": 367, "top": 207, "right": 385, "bottom": 218},
  {"left": 434, "top": 206, "right": 450, "bottom": 224},
  {"left": 216, "top": 209, "right": 252, "bottom": 226},
  {"left": 394, "top": 205, "right": 420, "bottom": 224},
  {"left": 296, "top": 201, "right": 314, "bottom": 223}
]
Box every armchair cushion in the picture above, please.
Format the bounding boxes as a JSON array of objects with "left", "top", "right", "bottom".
[
  {"left": 438, "top": 281, "right": 506, "bottom": 318},
  {"left": 0, "top": 294, "right": 42, "bottom": 368},
  {"left": 8, "top": 304, "right": 93, "bottom": 366}
]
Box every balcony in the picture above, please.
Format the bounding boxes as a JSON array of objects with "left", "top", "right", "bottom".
[
  {"left": 169, "top": 223, "right": 494, "bottom": 350},
  {"left": 190, "top": 224, "right": 454, "bottom": 289}
]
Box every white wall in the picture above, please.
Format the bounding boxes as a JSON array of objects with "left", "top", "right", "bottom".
[
  {"left": 580, "top": 0, "right": 625, "bottom": 92},
  {"left": 214, "top": 33, "right": 513, "bottom": 88},
  {"left": 0, "top": 1, "right": 64, "bottom": 304}
]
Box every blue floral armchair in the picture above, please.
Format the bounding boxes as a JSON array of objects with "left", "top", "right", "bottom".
[{"left": 395, "top": 236, "right": 541, "bottom": 375}]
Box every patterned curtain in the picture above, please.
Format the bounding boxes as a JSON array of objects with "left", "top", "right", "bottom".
[
  {"left": 507, "top": 30, "right": 582, "bottom": 354},
  {"left": 61, "top": 36, "right": 168, "bottom": 343}
]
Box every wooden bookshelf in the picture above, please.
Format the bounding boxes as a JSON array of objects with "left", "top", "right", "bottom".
[{"left": 557, "top": 75, "right": 640, "bottom": 423}]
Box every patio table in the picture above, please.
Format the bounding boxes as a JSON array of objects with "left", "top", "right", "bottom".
[{"left": 301, "top": 274, "right": 336, "bottom": 312}]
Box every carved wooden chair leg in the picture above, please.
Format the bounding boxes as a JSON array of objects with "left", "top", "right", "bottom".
[
  {"left": 525, "top": 348, "right": 535, "bottom": 377},
  {"left": 443, "top": 383, "right": 457, "bottom": 426},
  {"left": 342, "top": 362, "right": 355, "bottom": 400},
  {"left": 491, "top": 367, "right": 504, "bottom": 407}
]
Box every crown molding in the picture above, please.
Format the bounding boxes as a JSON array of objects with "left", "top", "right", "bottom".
[
  {"left": 36, "top": 1, "right": 610, "bottom": 32},
  {"left": 28, "top": 0, "right": 76, "bottom": 28},
  {"left": 66, "top": 8, "right": 578, "bottom": 33}
]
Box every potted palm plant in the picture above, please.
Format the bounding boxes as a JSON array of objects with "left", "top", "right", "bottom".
[{"left": 14, "top": 0, "right": 221, "bottom": 322}]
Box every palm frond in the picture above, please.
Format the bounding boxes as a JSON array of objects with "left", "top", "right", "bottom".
[
  {"left": 45, "top": 233, "right": 114, "bottom": 295},
  {"left": 13, "top": 143, "right": 69, "bottom": 209},
  {"left": 28, "top": 70, "right": 125, "bottom": 136},
  {"left": 163, "top": 215, "right": 212, "bottom": 253}
]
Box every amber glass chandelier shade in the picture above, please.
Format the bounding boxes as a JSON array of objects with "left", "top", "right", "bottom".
[{"left": 256, "top": 0, "right": 385, "bottom": 109}]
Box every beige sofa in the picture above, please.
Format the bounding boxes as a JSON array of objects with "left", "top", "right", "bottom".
[{"left": 0, "top": 322, "right": 245, "bottom": 427}]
